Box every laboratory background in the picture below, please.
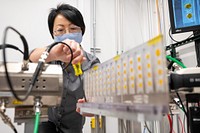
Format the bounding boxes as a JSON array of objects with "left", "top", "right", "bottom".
[{"left": 0, "top": 0, "right": 200, "bottom": 133}]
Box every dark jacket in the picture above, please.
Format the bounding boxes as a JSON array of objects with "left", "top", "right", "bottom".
[{"left": 48, "top": 51, "right": 100, "bottom": 133}]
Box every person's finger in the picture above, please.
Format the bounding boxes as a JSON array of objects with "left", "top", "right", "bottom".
[
  {"left": 77, "top": 56, "right": 86, "bottom": 64},
  {"left": 72, "top": 52, "right": 83, "bottom": 64},
  {"left": 62, "top": 44, "right": 76, "bottom": 61},
  {"left": 76, "top": 107, "right": 80, "bottom": 113},
  {"left": 72, "top": 48, "right": 81, "bottom": 59},
  {"left": 64, "top": 54, "right": 73, "bottom": 62},
  {"left": 78, "top": 98, "right": 85, "bottom": 103},
  {"left": 71, "top": 45, "right": 83, "bottom": 64},
  {"left": 81, "top": 57, "right": 87, "bottom": 64},
  {"left": 63, "top": 44, "right": 76, "bottom": 54},
  {"left": 76, "top": 98, "right": 85, "bottom": 113},
  {"left": 52, "top": 43, "right": 64, "bottom": 54},
  {"left": 62, "top": 39, "right": 76, "bottom": 53}
]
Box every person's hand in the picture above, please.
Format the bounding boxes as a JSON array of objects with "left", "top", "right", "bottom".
[
  {"left": 76, "top": 98, "right": 94, "bottom": 117},
  {"left": 50, "top": 39, "right": 86, "bottom": 64}
]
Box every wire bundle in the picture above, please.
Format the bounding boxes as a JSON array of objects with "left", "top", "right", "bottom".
[{"left": 1, "top": 26, "right": 74, "bottom": 133}]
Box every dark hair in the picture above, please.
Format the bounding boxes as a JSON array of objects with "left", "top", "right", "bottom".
[{"left": 48, "top": 4, "right": 85, "bottom": 38}]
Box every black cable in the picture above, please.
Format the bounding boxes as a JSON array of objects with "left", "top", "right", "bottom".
[
  {"left": 166, "top": 31, "right": 200, "bottom": 51},
  {"left": 144, "top": 121, "right": 152, "bottom": 133},
  {"left": 2, "top": 26, "right": 31, "bottom": 101},
  {"left": 168, "top": 27, "right": 194, "bottom": 43},
  {"left": 187, "top": 33, "right": 194, "bottom": 39},
  {"left": 0, "top": 44, "right": 24, "bottom": 54},
  {"left": 0, "top": 111, "right": 18, "bottom": 133},
  {"left": 2, "top": 26, "right": 73, "bottom": 101},
  {"left": 169, "top": 27, "right": 179, "bottom": 43},
  {"left": 194, "top": 31, "right": 200, "bottom": 67},
  {"left": 30, "top": 42, "right": 73, "bottom": 90},
  {"left": 19, "top": 35, "right": 29, "bottom": 60},
  {"left": 2, "top": 26, "right": 29, "bottom": 60},
  {"left": 167, "top": 61, "right": 174, "bottom": 70},
  {"left": 47, "top": 42, "right": 73, "bottom": 69},
  {"left": 173, "top": 99, "right": 183, "bottom": 110},
  {"left": 175, "top": 91, "right": 187, "bottom": 118},
  {"left": 13, "top": 128, "right": 18, "bottom": 133}
]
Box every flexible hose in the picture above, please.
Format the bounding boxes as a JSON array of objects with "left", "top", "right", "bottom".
[
  {"left": 166, "top": 55, "right": 186, "bottom": 68},
  {"left": 33, "top": 112, "right": 40, "bottom": 133}
]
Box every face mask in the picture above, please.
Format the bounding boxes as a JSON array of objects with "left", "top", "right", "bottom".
[{"left": 54, "top": 32, "right": 82, "bottom": 43}]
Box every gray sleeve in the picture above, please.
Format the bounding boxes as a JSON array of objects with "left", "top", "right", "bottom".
[{"left": 81, "top": 51, "right": 100, "bottom": 71}]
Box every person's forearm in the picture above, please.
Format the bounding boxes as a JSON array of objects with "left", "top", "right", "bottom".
[{"left": 29, "top": 47, "right": 56, "bottom": 63}]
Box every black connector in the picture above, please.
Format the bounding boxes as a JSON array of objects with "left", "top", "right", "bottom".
[
  {"left": 30, "top": 41, "right": 73, "bottom": 87},
  {"left": 170, "top": 73, "right": 200, "bottom": 90}
]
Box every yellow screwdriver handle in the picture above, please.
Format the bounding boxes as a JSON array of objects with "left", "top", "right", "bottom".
[{"left": 72, "top": 62, "right": 83, "bottom": 76}]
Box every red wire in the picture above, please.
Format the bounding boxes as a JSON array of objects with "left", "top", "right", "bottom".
[
  {"left": 178, "top": 115, "right": 184, "bottom": 133},
  {"left": 167, "top": 114, "right": 173, "bottom": 133}
]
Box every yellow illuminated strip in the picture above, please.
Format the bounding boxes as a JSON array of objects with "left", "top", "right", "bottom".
[
  {"left": 113, "top": 55, "right": 120, "bottom": 61},
  {"left": 93, "top": 65, "right": 99, "bottom": 71},
  {"left": 147, "top": 34, "right": 163, "bottom": 46}
]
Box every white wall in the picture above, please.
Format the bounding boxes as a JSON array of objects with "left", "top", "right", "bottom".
[
  {"left": 93, "top": 0, "right": 161, "bottom": 62},
  {"left": 0, "top": 0, "right": 94, "bottom": 62}
]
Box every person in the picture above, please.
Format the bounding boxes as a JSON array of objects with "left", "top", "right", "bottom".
[{"left": 29, "top": 4, "right": 100, "bottom": 133}]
